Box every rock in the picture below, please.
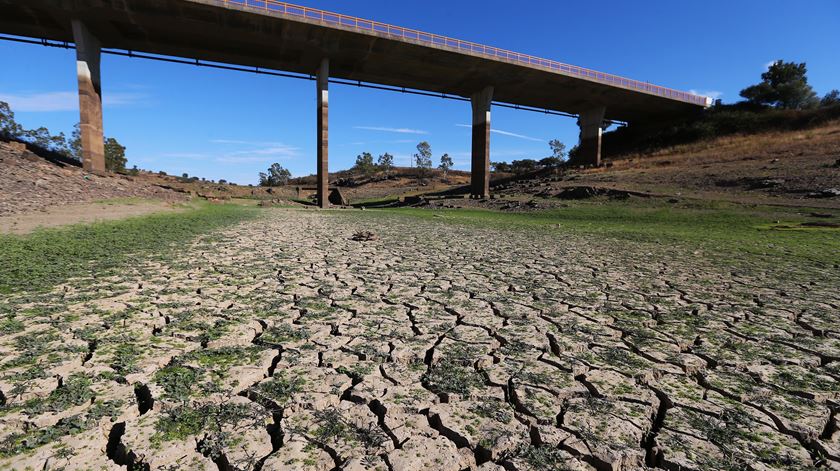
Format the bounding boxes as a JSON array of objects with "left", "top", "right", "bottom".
[
  {"left": 350, "top": 230, "right": 378, "bottom": 241},
  {"left": 555, "top": 186, "right": 635, "bottom": 200},
  {"left": 806, "top": 188, "right": 840, "bottom": 198},
  {"left": 749, "top": 178, "right": 785, "bottom": 189}
]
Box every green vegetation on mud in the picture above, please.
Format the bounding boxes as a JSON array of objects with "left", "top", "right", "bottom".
[
  {"left": 0, "top": 202, "right": 257, "bottom": 294},
  {"left": 364, "top": 199, "right": 840, "bottom": 266}
]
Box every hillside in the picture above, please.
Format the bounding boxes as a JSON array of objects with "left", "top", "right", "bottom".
[
  {"left": 558, "top": 119, "right": 840, "bottom": 208},
  {"left": 0, "top": 141, "right": 186, "bottom": 217},
  {"left": 2, "top": 120, "right": 839, "bottom": 219}
]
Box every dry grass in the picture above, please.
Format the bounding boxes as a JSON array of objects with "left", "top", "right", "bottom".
[{"left": 608, "top": 119, "right": 840, "bottom": 170}]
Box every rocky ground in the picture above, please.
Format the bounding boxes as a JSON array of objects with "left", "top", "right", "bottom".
[
  {"left": 0, "top": 142, "right": 186, "bottom": 217},
  {"left": 0, "top": 209, "right": 838, "bottom": 470}
]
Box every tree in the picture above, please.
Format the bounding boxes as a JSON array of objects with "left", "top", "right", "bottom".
[
  {"left": 69, "top": 124, "right": 82, "bottom": 161},
  {"left": 1, "top": 102, "right": 73, "bottom": 157},
  {"left": 354, "top": 152, "right": 375, "bottom": 176},
  {"left": 377, "top": 153, "right": 394, "bottom": 175},
  {"left": 739, "top": 60, "right": 819, "bottom": 109},
  {"left": 491, "top": 161, "right": 512, "bottom": 173},
  {"left": 259, "top": 163, "right": 291, "bottom": 186},
  {"left": 104, "top": 137, "right": 127, "bottom": 172},
  {"left": 821, "top": 90, "right": 840, "bottom": 107},
  {"left": 413, "top": 141, "right": 432, "bottom": 177},
  {"left": 539, "top": 157, "right": 563, "bottom": 169},
  {"left": 510, "top": 159, "right": 538, "bottom": 174},
  {"left": 0, "top": 101, "right": 23, "bottom": 140},
  {"left": 438, "top": 153, "right": 453, "bottom": 179},
  {"left": 548, "top": 139, "right": 567, "bottom": 160}
]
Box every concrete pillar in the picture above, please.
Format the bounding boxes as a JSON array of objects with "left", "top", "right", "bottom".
[
  {"left": 316, "top": 58, "right": 329, "bottom": 209},
  {"left": 578, "top": 106, "right": 606, "bottom": 166},
  {"left": 72, "top": 20, "right": 105, "bottom": 174},
  {"left": 470, "top": 86, "right": 493, "bottom": 198}
]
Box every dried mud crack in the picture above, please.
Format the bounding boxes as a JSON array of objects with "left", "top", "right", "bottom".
[{"left": 0, "top": 209, "right": 838, "bottom": 470}]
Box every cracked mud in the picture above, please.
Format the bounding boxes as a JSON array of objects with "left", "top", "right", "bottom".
[{"left": 1, "top": 209, "right": 838, "bottom": 470}]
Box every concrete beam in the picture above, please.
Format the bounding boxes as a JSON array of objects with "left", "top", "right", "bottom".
[
  {"left": 72, "top": 20, "right": 105, "bottom": 174},
  {"left": 470, "top": 86, "right": 493, "bottom": 198},
  {"left": 316, "top": 58, "right": 329, "bottom": 209},
  {"left": 578, "top": 106, "right": 606, "bottom": 166}
]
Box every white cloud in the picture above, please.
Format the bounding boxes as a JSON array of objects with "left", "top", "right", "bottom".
[
  {"left": 455, "top": 124, "right": 542, "bottom": 142},
  {"left": 0, "top": 91, "right": 148, "bottom": 112},
  {"left": 160, "top": 152, "right": 208, "bottom": 160},
  {"left": 0, "top": 92, "right": 77, "bottom": 112},
  {"left": 211, "top": 139, "right": 287, "bottom": 146},
  {"left": 353, "top": 126, "right": 428, "bottom": 135},
  {"left": 764, "top": 60, "right": 778, "bottom": 70},
  {"left": 208, "top": 139, "right": 300, "bottom": 163},
  {"left": 229, "top": 145, "right": 299, "bottom": 157},
  {"left": 216, "top": 155, "right": 286, "bottom": 163},
  {"left": 688, "top": 90, "right": 723, "bottom": 100}
]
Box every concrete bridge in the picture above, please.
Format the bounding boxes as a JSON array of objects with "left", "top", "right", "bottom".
[{"left": 0, "top": 0, "right": 711, "bottom": 207}]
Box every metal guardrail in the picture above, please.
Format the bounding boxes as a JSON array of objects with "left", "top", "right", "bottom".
[{"left": 216, "top": 0, "right": 709, "bottom": 107}]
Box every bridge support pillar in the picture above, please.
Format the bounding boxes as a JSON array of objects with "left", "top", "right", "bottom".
[
  {"left": 470, "top": 86, "right": 493, "bottom": 198},
  {"left": 578, "top": 106, "right": 606, "bottom": 166},
  {"left": 72, "top": 20, "right": 105, "bottom": 174},
  {"left": 316, "top": 58, "right": 329, "bottom": 209}
]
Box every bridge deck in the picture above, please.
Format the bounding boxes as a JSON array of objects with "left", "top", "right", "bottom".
[{"left": 0, "top": 0, "right": 708, "bottom": 122}]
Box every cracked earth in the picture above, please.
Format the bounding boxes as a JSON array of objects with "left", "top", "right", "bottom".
[{"left": 1, "top": 209, "right": 838, "bottom": 470}]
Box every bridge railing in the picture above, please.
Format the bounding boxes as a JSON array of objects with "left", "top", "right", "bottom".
[{"left": 217, "top": 0, "right": 709, "bottom": 107}]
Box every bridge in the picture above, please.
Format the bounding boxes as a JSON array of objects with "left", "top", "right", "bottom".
[{"left": 0, "top": 0, "right": 711, "bottom": 208}]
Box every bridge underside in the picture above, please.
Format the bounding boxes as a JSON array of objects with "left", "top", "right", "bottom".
[{"left": 0, "top": 0, "right": 706, "bottom": 205}]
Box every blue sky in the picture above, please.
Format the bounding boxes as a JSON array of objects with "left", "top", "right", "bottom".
[{"left": 1, "top": 0, "right": 838, "bottom": 184}]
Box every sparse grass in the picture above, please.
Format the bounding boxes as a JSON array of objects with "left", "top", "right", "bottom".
[
  {"left": 422, "top": 360, "right": 484, "bottom": 396},
  {"left": 0, "top": 202, "right": 257, "bottom": 294},
  {"left": 361, "top": 199, "right": 840, "bottom": 266}
]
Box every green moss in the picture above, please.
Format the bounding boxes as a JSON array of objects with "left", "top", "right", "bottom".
[
  {"left": 422, "top": 360, "right": 483, "bottom": 396},
  {"left": 355, "top": 200, "right": 840, "bottom": 266},
  {"left": 254, "top": 373, "right": 305, "bottom": 406},
  {"left": 259, "top": 324, "right": 310, "bottom": 345},
  {"left": 0, "top": 203, "right": 257, "bottom": 294},
  {"left": 183, "top": 346, "right": 265, "bottom": 369},
  {"left": 154, "top": 365, "right": 201, "bottom": 400},
  {"left": 23, "top": 374, "right": 94, "bottom": 416}
]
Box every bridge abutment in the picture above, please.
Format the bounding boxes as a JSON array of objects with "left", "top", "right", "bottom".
[
  {"left": 470, "top": 86, "right": 493, "bottom": 198},
  {"left": 316, "top": 58, "right": 329, "bottom": 209},
  {"left": 72, "top": 20, "right": 105, "bottom": 174},
  {"left": 578, "top": 106, "right": 606, "bottom": 167}
]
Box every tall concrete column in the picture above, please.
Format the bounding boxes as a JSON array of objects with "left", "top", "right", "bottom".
[
  {"left": 470, "top": 86, "right": 493, "bottom": 198},
  {"left": 577, "top": 106, "right": 606, "bottom": 166},
  {"left": 316, "top": 58, "right": 329, "bottom": 209},
  {"left": 72, "top": 20, "right": 105, "bottom": 174}
]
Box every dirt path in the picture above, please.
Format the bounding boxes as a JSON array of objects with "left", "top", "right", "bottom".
[
  {"left": 0, "top": 199, "right": 187, "bottom": 234},
  {"left": 0, "top": 209, "right": 837, "bottom": 470}
]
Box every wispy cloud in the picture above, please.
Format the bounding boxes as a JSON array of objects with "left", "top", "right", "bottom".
[
  {"left": 209, "top": 139, "right": 300, "bottom": 163},
  {"left": 216, "top": 155, "right": 288, "bottom": 163},
  {"left": 342, "top": 138, "right": 416, "bottom": 147},
  {"left": 104, "top": 93, "right": 149, "bottom": 107},
  {"left": 0, "top": 91, "right": 149, "bottom": 112},
  {"left": 160, "top": 152, "right": 208, "bottom": 160},
  {"left": 210, "top": 139, "right": 288, "bottom": 146},
  {"left": 354, "top": 126, "right": 428, "bottom": 135},
  {"left": 764, "top": 60, "right": 778, "bottom": 70},
  {"left": 689, "top": 89, "right": 723, "bottom": 100},
  {"left": 455, "top": 124, "right": 542, "bottom": 142}
]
